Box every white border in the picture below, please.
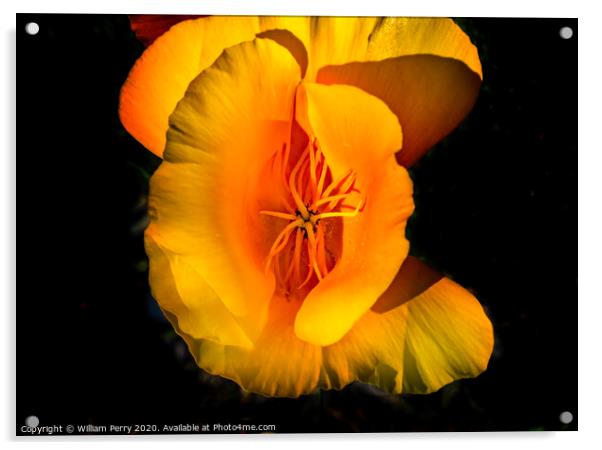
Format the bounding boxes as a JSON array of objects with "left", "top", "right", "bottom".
[
  {"left": 2, "top": 1, "right": 598, "bottom": 449},
  {"left": 7, "top": 0, "right": 582, "bottom": 16}
]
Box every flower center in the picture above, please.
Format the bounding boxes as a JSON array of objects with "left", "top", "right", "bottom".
[{"left": 260, "top": 137, "right": 363, "bottom": 298}]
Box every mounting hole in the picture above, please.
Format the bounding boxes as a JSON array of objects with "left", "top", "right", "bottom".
[
  {"left": 559, "top": 411, "right": 573, "bottom": 424},
  {"left": 25, "top": 415, "right": 39, "bottom": 427},
  {"left": 25, "top": 22, "right": 39, "bottom": 35},
  {"left": 559, "top": 26, "right": 573, "bottom": 39}
]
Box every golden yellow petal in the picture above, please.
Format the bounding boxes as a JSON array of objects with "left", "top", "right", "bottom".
[
  {"left": 165, "top": 259, "right": 492, "bottom": 397},
  {"left": 147, "top": 38, "right": 302, "bottom": 340},
  {"left": 164, "top": 296, "right": 324, "bottom": 398},
  {"left": 293, "top": 82, "right": 414, "bottom": 346},
  {"left": 145, "top": 233, "right": 254, "bottom": 349},
  {"left": 119, "top": 16, "right": 261, "bottom": 157}
]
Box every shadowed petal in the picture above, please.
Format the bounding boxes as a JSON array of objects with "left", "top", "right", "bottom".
[
  {"left": 318, "top": 55, "right": 481, "bottom": 167},
  {"left": 324, "top": 257, "right": 494, "bottom": 394},
  {"left": 258, "top": 18, "right": 482, "bottom": 166}
]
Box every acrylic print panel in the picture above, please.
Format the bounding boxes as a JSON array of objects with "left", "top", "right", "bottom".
[{"left": 17, "top": 14, "right": 577, "bottom": 435}]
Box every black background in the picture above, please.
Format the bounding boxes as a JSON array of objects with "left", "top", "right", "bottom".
[{"left": 17, "top": 15, "right": 577, "bottom": 433}]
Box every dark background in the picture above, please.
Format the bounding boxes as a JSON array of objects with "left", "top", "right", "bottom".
[{"left": 17, "top": 15, "right": 577, "bottom": 433}]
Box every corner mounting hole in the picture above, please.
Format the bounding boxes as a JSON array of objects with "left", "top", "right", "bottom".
[
  {"left": 25, "top": 22, "right": 39, "bottom": 35},
  {"left": 559, "top": 26, "right": 573, "bottom": 39},
  {"left": 559, "top": 411, "right": 573, "bottom": 424},
  {"left": 25, "top": 415, "right": 39, "bottom": 427}
]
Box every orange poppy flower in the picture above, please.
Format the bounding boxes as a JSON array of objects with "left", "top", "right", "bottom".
[{"left": 119, "top": 16, "right": 493, "bottom": 397}]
